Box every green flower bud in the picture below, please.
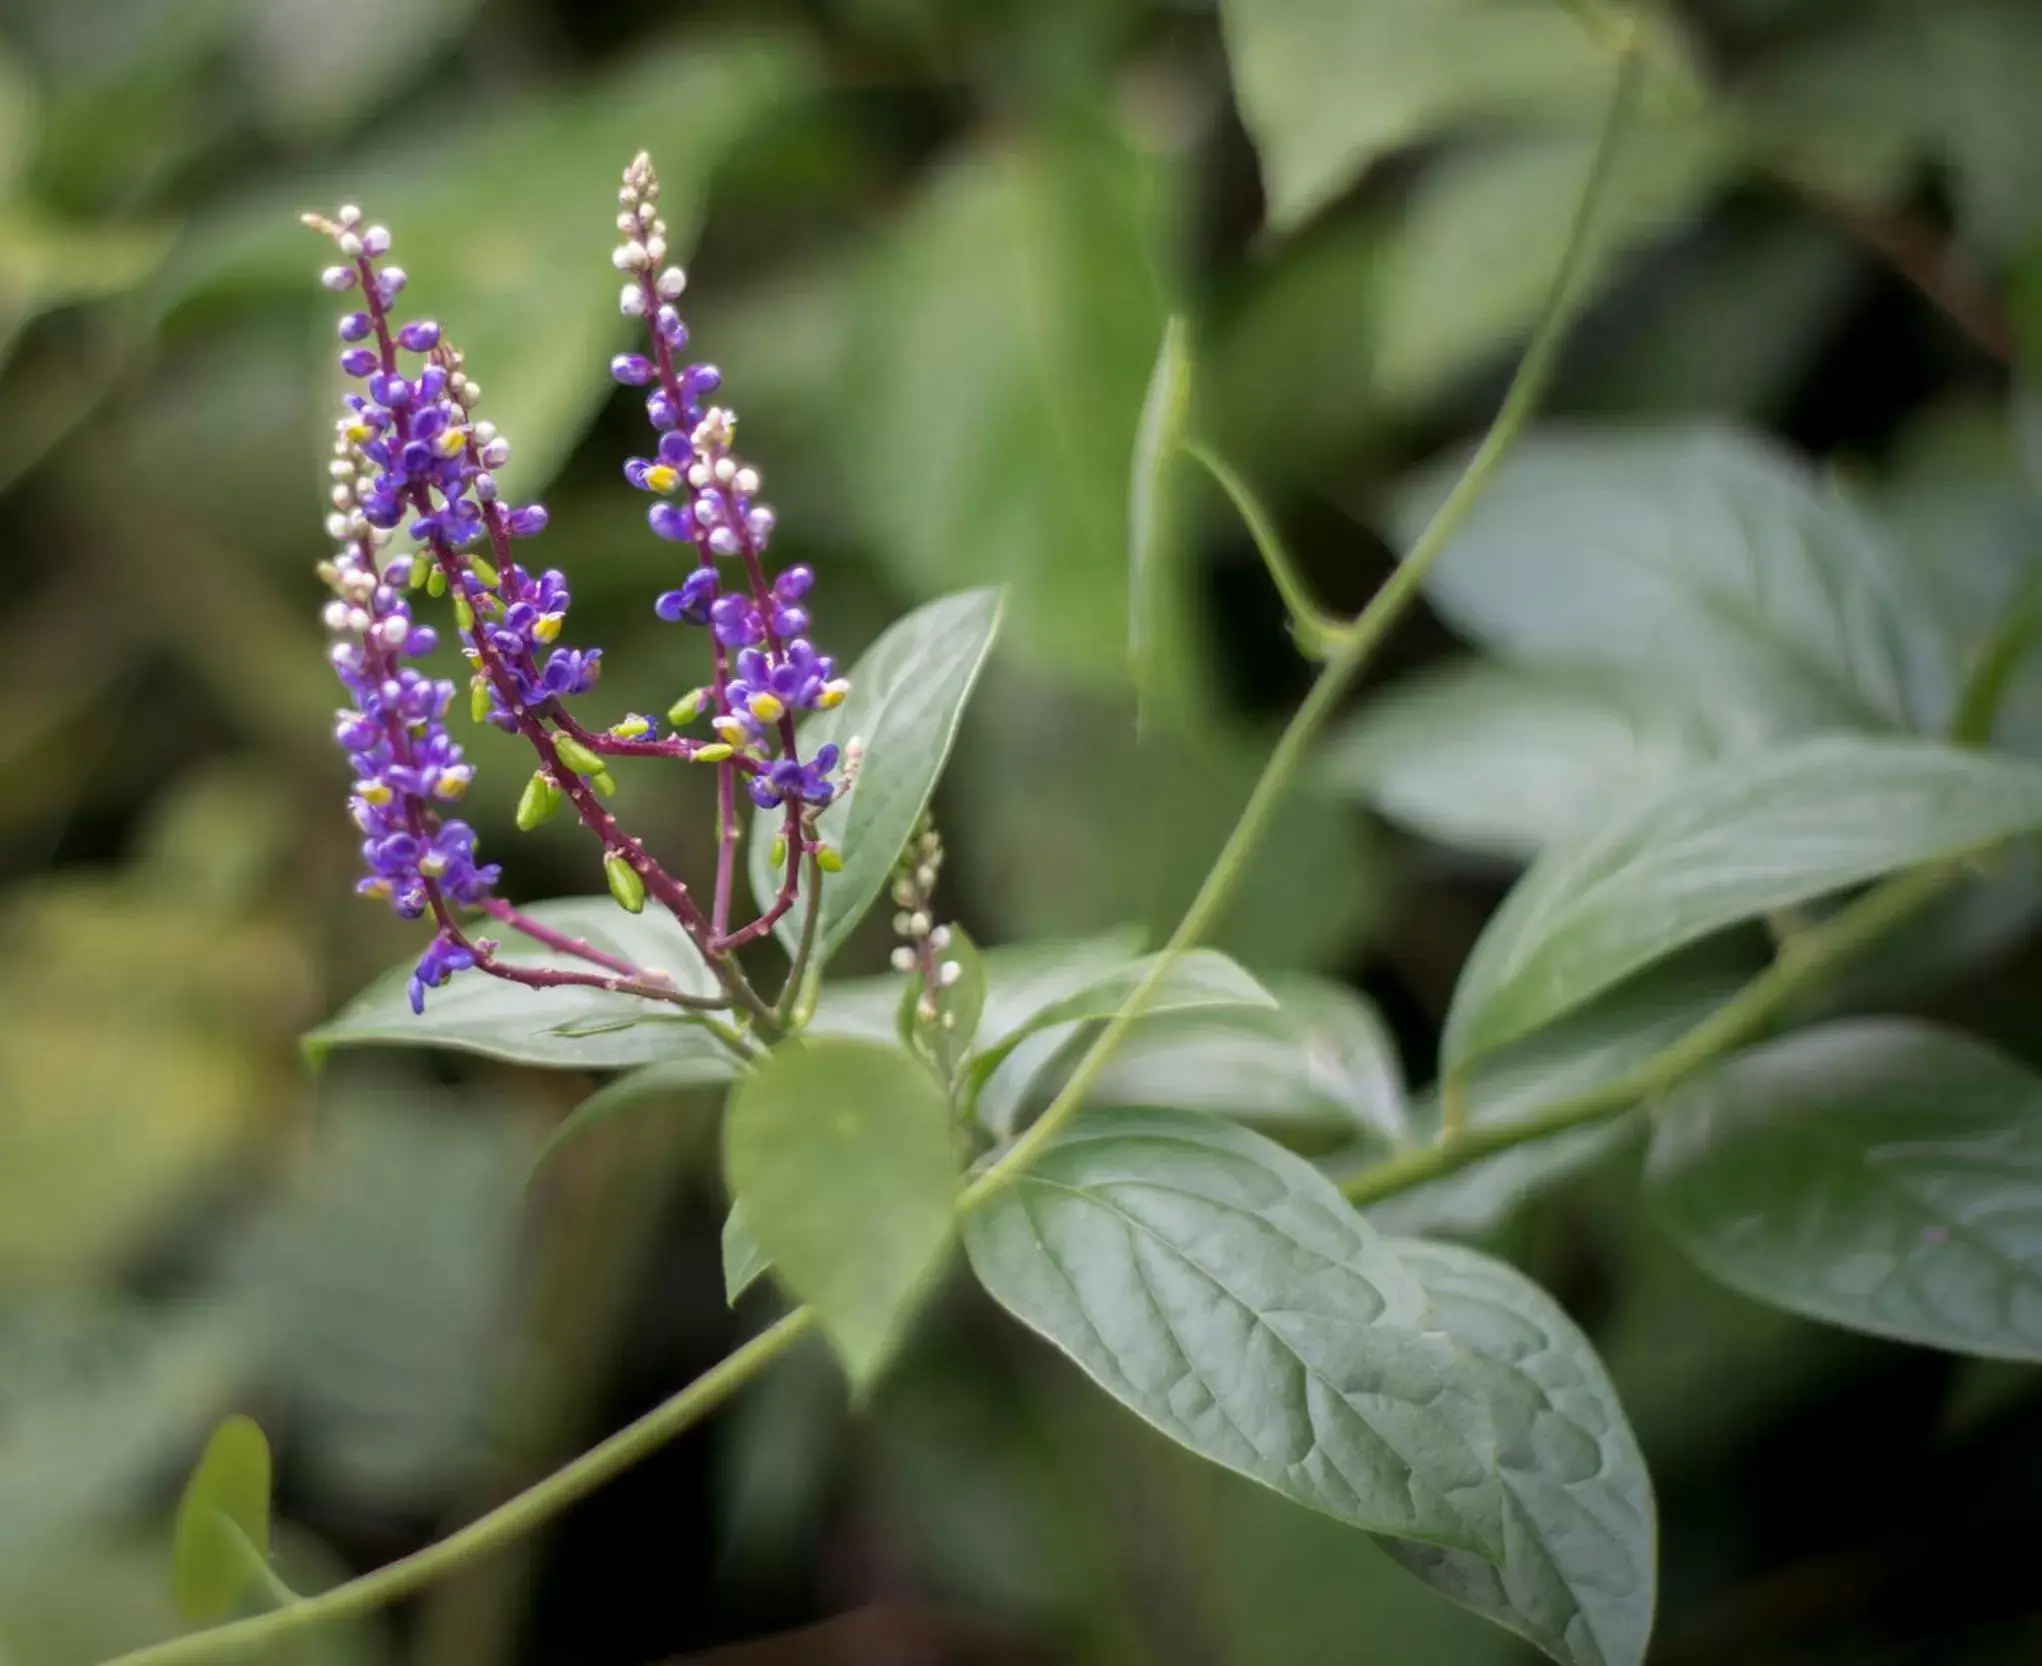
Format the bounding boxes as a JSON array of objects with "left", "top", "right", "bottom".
[
  {"left": 769, "top": 835, "right": 787, "bottom": 869},
  {"left": 452, "top": 592, "right": 475, "bottom": 632},
  {"left": 692, "top": 742, "right": 734, "bottom": 764},
  {"left": 468, "top": 556, "right": 498, "bottom": 589},
  {"left": 604, "top": 851, "right": 647, "bottom": 914},
  {"left": 592, "top": 769, "right": 618, "bottom": 797},
  {"left": 469, "top": 677, "right": 491, "bottom": 724},
  {"left": 426, "top": 565, "right": 448, "bottom": 599},
  {"left": 816, "top": 844, "right": 843, "bottom": 874},
  {"left": 554, "top": 735, "right": 604, "bottom": 777},
  {"left": 667, "top": 689, "right": 705, "bottom": 727},
  {"left": 515, "top": 772, "right": 561, "bottom": 831}
]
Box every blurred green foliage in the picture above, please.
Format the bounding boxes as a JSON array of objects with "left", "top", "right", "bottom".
[{"left": 4, "top": 0, "right": 2042, "bottom": 1660}]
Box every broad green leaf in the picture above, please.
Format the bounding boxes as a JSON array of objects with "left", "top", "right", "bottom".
[
  {"left": 1373, "top": 116, "right": 1733, "bottom": 407},
  {"left": 845, "top": 126, "right": 1172, "bottom": 682},
  {"left": 1088, "top": 974, "right": 1409, "bottom": 1147},
  {"left": 1366, "top": 954, "right": 1753, "bottom": 1241},
  {"left": 726, "top": 1038, "right": 960, "bottom": 1388},
  {"left": 1398, "top": 425, "right": 1955, "bottom": 738},
  {"left": 164, "top": 35, "right": 806, "bottom": 493},
  {"left": 528, "top": 1053, "right": 738, "bottom": 1187},
  {"left": 172, "top": 1415, "right": 272, "bottom": 1623},
  {"left": 967, "top": 948, "right": 1276, "bottom": 1085},
  {"left": 1443, "top": 737, "right": 2042, "bottom": 1069},
  {"left": 722, "top": 1202, "right": 771, "bottom": 1307},
  {"left": 747, "top": 588, "right": 1004, "bottom": 967},
  {"left": 1322, "top": 660, "right": 1718, "bottom": 861},
  {"left": 900, "top": 923, "right": 986, "bottom": 1086},
  {"left": 237, "top": 0, "right": 484, "bottom": 141},
  {"left": 1648, "top": 1019, "right": 2042, "bottom": 1361},
  {"left": 964, "top": 1107, "right": 1506, "bottom": 1558},
  {"left": 1382, "top": 1241, "right": 1656, "bottom": 1666},
  {"left": 1217, "top": 0, "right": 1613, "bottom": 231},
  {"left": 1128, "top": 316, "right": 1192, "bottom": 724},
  {"left": 306, "top": 897, "right": 731, "bottom": 1069}
]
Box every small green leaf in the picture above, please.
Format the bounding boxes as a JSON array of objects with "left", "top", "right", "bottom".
[
  {"left": 172, "top": 1415, "right": 272, "bottom": 1623},
  {"left": 1444, "top": 737, "right": 2042, "bottom": 1069},
  {"left": 747, "top": 589, "right": 1004, "bottom": 968},
  {"left": 899, "top": 925, "right": 986, "bottom": 1085},
  {"left": 968, "top": 948, "right": 1276, "bottom": 1087},
  {"left": 1217, "top": 0, "right": 1617, "bottom": 231},
  {"left": 722, "top": 1202, "right": 770, "bottom": 1306},
  {"left": 1648, "top": 1018, "right": 2042, "bottom": 1361},
  {"left": 1398, "top": 426, "right": 1954, "bottom": 737},
  {"left": 1382, "top": 1241, "right": 1657, "bottom": 1666},
  {"left": 306, "top": 898, "right": 727, "bottom": 1069},
  {"left": 726, "top": 1038, "right": 961, "bottom": 1390},
  {"left": 1322, "top": 660, "right": 1717, "bottom": 861},
  {"left": 1129, "top": 316, "right": 1193, "bottom": 725},
  {"left": 528, "top": 1053, "right": 738, "bottom": 1188},
  {"left": 964, "top": 1107, "right": 1506, "bottom": 1558}
]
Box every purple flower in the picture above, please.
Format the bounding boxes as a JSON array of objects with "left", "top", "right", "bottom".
[{"left": 410, "top": 932, "right": 477, "bottom": 1013}]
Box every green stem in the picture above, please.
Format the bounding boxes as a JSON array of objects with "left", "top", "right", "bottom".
[
  {"left": 1340, "top": 860, "right": 1960, "bottom": 1206},
  {"left": 1180, "top": 440, "right": 1346, "bottom": 660},
  {"left": 964, "top": 39, "right": 1641, "bottom": 1209},
  {"left": 101, "top": 1310, "right": 815, "bottom": 1666},
  {"left": 105, "top": 42, "right": 1646, "bottom": 1666},
  {"left": 1950, "top": 569, "right": 2042, "bottom": 747},
  {"left": 775, "top": 847, "right": 826, "bottom": 1027}
]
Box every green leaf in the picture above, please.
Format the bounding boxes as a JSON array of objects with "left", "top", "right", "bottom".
[
  {"left": 964, "top": 1107, "right": 1507, "bottom": 1558},
  {"left": 1366, "top": 955, "right": 1752, "bottom": 1241},
  {"left": 967, "top": 948, "right": 1276, "bottom": 1086},
  {"left": 1128, "top": 316, "right": 1193, "bottom": 726},
  {"left": 171, "top": 1415, "right": 272, "bottom": 1623},
  {"left": 1088, "top": 973, "right": 1409, "bottom": 1147},
  {"left": 726, "top": 1038, "right": 961, "bottom": 1389},
  {"left": 900, "top": 924, "right": 986, "bottom": 1086},
  {"left": 1372, "top": 116, "right": 1733, "bottom": 407},
  {"left": 1398, "top": 425, "right": 1955, "bottom": 737},
  {"left": 845, "top": 125, "right": 1173, "bottom": 682},
  {"left": 236, "top": 0, "right": 484, "bottom": 142},
  {"left": 722, "top": 1202, "right": 771, "bottom": 1307},
  {"left": 1443, "top": 737, "right": 2042, "bottom": 1069},
  {"left": 528, "top": 1053, "right": 738, "bottom": 1188},
  {"left": 1217, "top": 0, "right": 1615, "bottom": 231},
  {"left": 1381, "top": 1241, "right": 1656, "bottom": 1666},
  {"left": 1647, "top": 1019, "right": 2042, "bottom": 1361},
  {"left": 1322, "top": 660, "right": 1718, "bottom": 861},
  {"left": 747, "top": 588, "right": 1004, "bottom": 968},
  {"left": 305, "top": 897, "right": 729, "bottom": 1069}
]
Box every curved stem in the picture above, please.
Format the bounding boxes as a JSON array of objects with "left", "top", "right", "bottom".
[
  {"left": 1340, "top": 860, "right": 1960, "bottom": 1205},
  {"left": 100, "top": 1311, "right": 815, "bottom": 1666},
  {"left": 963, "top": 38, "right": 1642, "bottom": 1209},
  {"left": 1181, "top": 440, "right": 1346, "bottom": 659}
]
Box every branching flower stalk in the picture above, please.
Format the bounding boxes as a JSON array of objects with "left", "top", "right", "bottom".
[
  {"left": 95, "top": 46, "right": 1680, "bottom": 1666},
  {"left": 305, "top": 158, "right": 849, "bottom": 1045}
]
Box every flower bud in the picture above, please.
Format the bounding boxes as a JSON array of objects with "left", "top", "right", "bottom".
[
  {"left": 817, "top": 844, "right": 843, "bottom": 873},
  {"left": 516, "top": 772, "right": 562, "bottom": 830},
  {"left": 554, "top": 734, "right": 604, "bottom": 776},
  {"left": 604, "top": 850, "right": 647, "bottom": 914}
]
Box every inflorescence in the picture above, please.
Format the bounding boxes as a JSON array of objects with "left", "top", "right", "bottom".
[{"left": 305, "top": 154, "right": 853, "bottom": 1021}]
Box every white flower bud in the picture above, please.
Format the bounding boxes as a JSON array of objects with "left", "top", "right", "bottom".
[
  {"left": 890, "top": 946, "right": 918, "bottom": 973},
  {"left": 322, "top": 600, "right": 350, "bottom": 632},
  {"left": 733, "top": 466, "right": 760, "bottom": 495},
  {"left": 939, "top": 961, "right": 962, "bottom": 987},
  {"left": 645, "top": 233, "right": 667, "bottom": 263},
  {"left": 909, "top": 910, "right": 932, "bottom": 939},
  {"left": 337, "top": 204, "right": 363, "bottom": 226},
  {"left": 929, "top": 925, "right": 952, "bottom": 951},
  {"left": 320, "top": 265, "right": 356, "bottom": 291},
  {"left": 337, "top": 231, "right": 363, "bottom": 257},
  {"left": 713, "top": 457, "right": 737, "bottom": 484},
  {"left": 329, "top": 484, "right": 352, "bottom": 508},
  {"left": 481, "top": 437, "right": 511, "bottom": 468},
  {"left": 620, "top": 283, "right": 647, "bottom": 317},
  {"left": 329, "top": 459, "right": 355, "bottom": 479},
  {"left": 362, "top": 225, "right": 391, "bottom": 255},
  {"left": 325, "top": 512, "right": 351, "bottom": 539},
  {"left": 657, "top": 266, "right": 687, "bottom": 299}
]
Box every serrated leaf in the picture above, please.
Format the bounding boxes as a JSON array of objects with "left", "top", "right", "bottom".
[
  {"left": 1648, "top": 1019, "right": 2042, "bottom": 1361},
  {"left": 1322, "top": 659, "right": 1719, "bottom": 860},
  {"left": 528, "top": 1052, "right": 738, "bottom": 1187},
  {"left": 747, "top": 588, "right": 1004, "bottom": 968},
  {"left": 1088, "top": 973, "right": 1408, "bottom": 1147},
  {"left": 1443, "top": 737, "right": 2042, "bottom": 1069},
  {"left": 1129, "top": 316, "right": 1192, "bottom": 725},
  {"left": 964, "top": 1107, "right": 1506, "bottom": 1558},
  {"left": 726, "top": 1038, "right": 960, "bottom": 1388},
  {"left": 1382, "top": 1241, "right": 1656, "bottom": 1666},
  {"left": 1217, "top": 0, "right": 1616, "bottom": 231},
  {"left": 722, "top": 1202, "right": 771, "bottom": 1307},
  {"left": 172, "top": 1415, "right": 272, "bottom": 1623},
  {"left": 306, "top": 897, "right": 730, "bottom": 1069},
  {"left": 1398, "top": 425, "right": 1955, "bottom": 738},
  {"left": 967, "top": 948, "right": 1276, "bottom": 1086}
]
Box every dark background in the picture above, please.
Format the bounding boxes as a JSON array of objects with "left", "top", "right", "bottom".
[{"left": 1, "top": 0, "right": 2039, "bottom": 1661}]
